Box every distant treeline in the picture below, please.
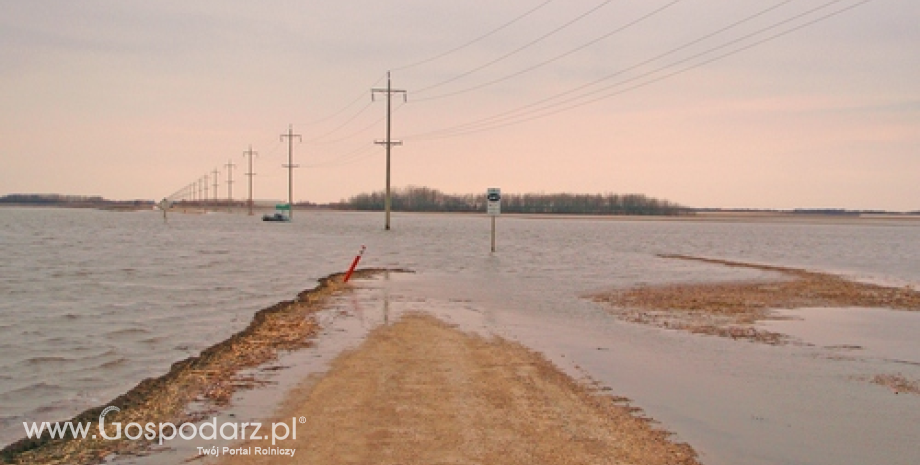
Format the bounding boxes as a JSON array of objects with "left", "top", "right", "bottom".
[
  {"left": 0, "top": 194, "right": 152, "bottom": 209},
  {"left": 696, "top": 207, "right": 919, "bottom": 216},
  {"left": 333, "top": 186, "right": 687, "bottom": 216}
]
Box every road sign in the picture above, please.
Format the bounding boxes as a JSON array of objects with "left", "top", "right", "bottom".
[
  {"left": 157, "top": 198, "right": 172, "bottom": 223},
  {"left": 487, "top": 188, "right": 501, "bottom": 216}
]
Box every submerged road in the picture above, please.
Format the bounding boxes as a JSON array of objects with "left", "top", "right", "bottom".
[{"left": 216, "top": 314, "right": 698, "bottom": 465}]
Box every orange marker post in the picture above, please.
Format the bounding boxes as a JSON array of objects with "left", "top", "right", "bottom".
[{"left": 343, "top": 245, "right": 366, "bottom": 283}]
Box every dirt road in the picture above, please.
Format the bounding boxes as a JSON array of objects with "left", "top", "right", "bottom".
[{"left": 216, "top": 314, "right": 698, "bottom": 465}]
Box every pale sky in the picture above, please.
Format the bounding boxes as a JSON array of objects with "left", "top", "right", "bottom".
[{"left": 1, "top": 0, "right": 918, "bottom": 210}]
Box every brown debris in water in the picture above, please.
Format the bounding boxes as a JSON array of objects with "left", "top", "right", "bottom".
[
  {"left": 871, "top": 374, "right": 920, "bottom": 396},
  {"left": 1, "top": 269, "right": 394, "bottom": 465},
  {"left": 592, "top": 255, "right": 920, "bottom": 344}
]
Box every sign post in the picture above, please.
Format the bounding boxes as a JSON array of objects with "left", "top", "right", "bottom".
[
  {"left": 157, "top": 198, "right": 172, "bottom": 224},
  {"left": 487, "top": 188, "right": 501, "bottom": 253}
]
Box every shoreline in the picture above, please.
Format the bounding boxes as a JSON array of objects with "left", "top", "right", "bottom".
[
  {"left": 5, "top": 204, "right": 920, "bottom": 225},
  {"left": 0, "top": 269, "right": 393, "bottom": 464}
]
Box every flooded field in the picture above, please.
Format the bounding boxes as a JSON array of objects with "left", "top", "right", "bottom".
[{"left": 1, "top": 207, "right": 919, "bottom": 464}]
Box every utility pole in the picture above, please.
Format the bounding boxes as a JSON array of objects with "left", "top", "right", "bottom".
[
  {"left": 280, "top": 125, "right": 301, "bottom": 220},
  {"left": 203, "top": 175, "right": 209, "bottom": 210},
  {"left": 225, "top": 159, "right": 236, "bottom": 213},
  {"left": 372, "top": 71, "right": 407, "bottom": 231},
  {"left": 211, "top": 168, "right": 220, "bottom": 204},
  {"left": 244, "top": 145, "right": 258, "bottom": 216}
]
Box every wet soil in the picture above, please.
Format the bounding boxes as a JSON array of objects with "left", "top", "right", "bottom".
[
  {"left": 215, "top": 314, "right": 700, "bottom": 465},
  {"left": 592, "top": 254, "right": 920, "bottom": 345}
]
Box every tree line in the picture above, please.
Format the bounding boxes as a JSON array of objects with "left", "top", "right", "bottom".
[
  {"left": 333, "top": 186, "right": 687, "bottom": 216},
  {"left": 0, "top": 194, "right": 152, "bottom": 208}
]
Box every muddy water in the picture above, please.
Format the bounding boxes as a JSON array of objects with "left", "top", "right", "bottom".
[
  {"left": 2, "top": 207, "right": 919, "bottom": 464},
  {"left": 379, "top": 273, "right": 920, "bottom": 465},
  {"left": 761, "top": 307, "right": 920, "bottom": 365}
]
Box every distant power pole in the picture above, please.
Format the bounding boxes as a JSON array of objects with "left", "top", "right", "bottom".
[
  {"left": 372, "top": 71, "right": 407, "bottom": 231},
  {"left": 225, "top": 159, "right": 236, "bottom": 213},
  {"left": 243, "top": 145, "right": 258, "bottom": 216},
  {"left": 211, "top": 168, "right": 220, "bottom": 204},
  {"left": 203, "top": 175, "right": 209, "bottom": 209},
  {"left": 280, "top": 125, "right": 302, "bottom": 220}
]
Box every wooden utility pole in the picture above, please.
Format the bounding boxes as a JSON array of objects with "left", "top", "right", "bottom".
[
  {"left": 225, "top": 159, "right": 236, "bottom": 213},
  {"left": 280, "top": 125, "right": 301, "bottom": 220},
  {"left": 203, "top": 175, "right": 209, "bottom": 210},
  {"left": 211, "top": 168, "right": 220, "bottom": 204},
  {"left": 372, "top": 71, "right": 407, "bottom": 231},
  {"left": 243, "top": 145, "right": 258, "bottom": 216}
]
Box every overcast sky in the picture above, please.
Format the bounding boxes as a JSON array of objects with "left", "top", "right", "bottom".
[{"left": 2, "top": 0, "right": 918, "bottom": 209}]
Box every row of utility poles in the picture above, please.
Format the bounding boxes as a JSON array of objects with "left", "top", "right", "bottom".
[
  {"left": 169, "top": 153, "right": 250, "bottom": 214},
  {"left": 166, "top": 71, "right": 406, "bottom": 228}
]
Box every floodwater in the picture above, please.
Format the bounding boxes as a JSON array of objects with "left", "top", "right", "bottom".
[{"left": 1, "top": 207, "right": 919, "bottom": 464}]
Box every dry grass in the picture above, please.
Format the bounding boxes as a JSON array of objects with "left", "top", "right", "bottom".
[
  {"left": 871, "top": 374, "right": 920, "bottom": 396},
  {"left": 0, "top": 269, "right": 391, "bottom": 465},
  {"left": 592, "top": 255, "right": 920, "bottom": 344}
]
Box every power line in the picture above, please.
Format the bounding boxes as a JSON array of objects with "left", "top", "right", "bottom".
[
  {"left": 414, "top": 0, "right": 615, "bottom": 95},
  {"left": 305, "top": 100, "right": 376, "bottom": 144},
  {"left": 307, "top": 114, "right": 385, "bottom": 146},
  {"left": 300, "top": 102, "right": 407, "bottom": 168},
  {"left": 165, "top": 1, "right": 871, "bottom": 203},
  {"left": 392, "top": 0, "right": 556, "bottom": 72},
  {"left": 409, "top": 0, "right": 800, "bottom": 138},
  {"left": 301, "top": 74, "right": 388, "bottom": 127},
  {"left": 413, "top": 0, "right": 685, "bottom": 102},
  {"left": 262, "top": 140, "right": 285, "bottom": 158},
  {"left": 303, "top": 144, "right": 378, "bottom": 169},
  {"left": 407, "top": 0, "right": 864, "bottom": 141}
]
